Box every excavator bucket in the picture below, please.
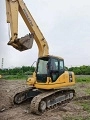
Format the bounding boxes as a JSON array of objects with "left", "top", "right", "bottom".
[{"left": 9, "top": 33, "right": 34, "bottom": 51}]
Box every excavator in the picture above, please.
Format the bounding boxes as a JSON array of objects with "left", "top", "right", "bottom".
[{"left": 5, "top": 0, "right": 75, "bottom": 114}]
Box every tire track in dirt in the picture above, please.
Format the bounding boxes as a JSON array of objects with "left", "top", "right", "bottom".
[{"left": 73, "top": 95, "right": 90, "bottom": 101}]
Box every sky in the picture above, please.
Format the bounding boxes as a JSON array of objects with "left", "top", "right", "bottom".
[{"left": 0, "top": 0, "right": 90, "bottom": 68}]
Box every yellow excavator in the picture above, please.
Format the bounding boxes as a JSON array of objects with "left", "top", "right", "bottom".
[{"left": 6, "top": 0, "right": 75, "bottom": 114}]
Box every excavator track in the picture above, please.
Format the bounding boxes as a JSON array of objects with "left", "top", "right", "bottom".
[
  {"left": 14, "top": 87, "right": 42, "bottom": 104},
  {"left": 14, "top": 87, "right": 75, "bottom": 115},
  {"left": 30, "top": 88, "right": 75, "bottom": 115}
]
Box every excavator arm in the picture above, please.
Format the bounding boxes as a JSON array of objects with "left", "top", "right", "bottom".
[{"left": 6, "top": 0, "right": 49, "bottom": 56}]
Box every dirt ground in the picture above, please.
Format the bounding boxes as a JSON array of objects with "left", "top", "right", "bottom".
[{"left": 0, "top": 79, "right": 90, "bottom": 120}]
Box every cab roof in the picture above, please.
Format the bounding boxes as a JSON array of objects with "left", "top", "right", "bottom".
[{"left": 39, "top": 55, "right": 64, "bottom": 60}]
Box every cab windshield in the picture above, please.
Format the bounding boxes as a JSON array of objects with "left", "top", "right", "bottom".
[{"left": 37, "top": 58, "right": 48, "bottom": 74}]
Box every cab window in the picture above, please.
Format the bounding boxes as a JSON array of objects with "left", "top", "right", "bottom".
[
  {"left": 50, "top": 58, "right": 58, "bottom": 71},
  {"left": 59, "top": 60, "right": 64, "bottom": 70}
]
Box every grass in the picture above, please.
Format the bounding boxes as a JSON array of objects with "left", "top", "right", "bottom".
[
  {"left": 81, "top": 102, "right": 90, "bottom": 113},
  {"left": 75, "top": 75, "right": 90, "bottom": 83},
  {"left": 74, "top": 100, "right": 90, "bottom": 114},
  {"left": 85, "top": 89, "right": 90, "bottom": 94},
  {"left": 63, "top": 117, "right": 90, "bottom": 120},
  {"left": 2, "top": 75, "right": 30, "bottom": 80},
  {"left": 64, "top": 102, "right": 90, "bottom": 120}
]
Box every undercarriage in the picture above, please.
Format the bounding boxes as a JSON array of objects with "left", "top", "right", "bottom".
[{"left": 14, "top": 87, "right": 75, "bottom": 115}]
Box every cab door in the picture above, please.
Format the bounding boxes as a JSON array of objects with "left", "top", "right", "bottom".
[
  {"left": 50, "top": 58, "right": 65, "bottom": 82},
  {"left": 59, "top": 60, "right": 65, "bottom": 75}
]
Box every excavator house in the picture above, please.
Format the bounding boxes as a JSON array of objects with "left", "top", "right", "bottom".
[{"left": 5, "top": 0, "right": 75, "bottom": 115}]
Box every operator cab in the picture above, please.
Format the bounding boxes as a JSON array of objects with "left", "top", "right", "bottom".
[{"left": 36, "top": 55, "right": 65, "bottom": 83}]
